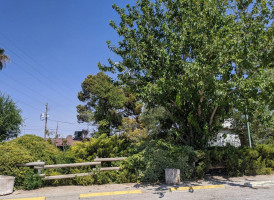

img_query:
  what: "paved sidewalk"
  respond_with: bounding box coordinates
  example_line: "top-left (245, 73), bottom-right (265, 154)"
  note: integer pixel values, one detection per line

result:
top-left (1, 174), bottom-right (274, 200)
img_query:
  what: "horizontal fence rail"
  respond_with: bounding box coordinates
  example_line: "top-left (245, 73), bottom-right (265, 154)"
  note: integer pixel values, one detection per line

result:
top-left (36, 162), bottom-right (101, 169)
top-left (39, 167), bottom-right (121, 180)
top-left (18, 157), bottom-right (127, 180)
top-left (18, 162), bottom-right (45, 167)
top-left (94, 157), bottom-right (127, 162)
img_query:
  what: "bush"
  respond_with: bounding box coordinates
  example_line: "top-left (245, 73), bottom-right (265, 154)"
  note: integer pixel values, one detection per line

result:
top-left (44, 134), bottom-right (131, 186)
top-left (2, 134), bottom-right (273, 188)
top-left (23, 169), bottom-right (43, 190)
top-left (8, 135), bottom-right (61, 164)
top-left (122, 140), bottom-right (197, 183)
top-left (0, 142), bottom-right (34, 186)
top-left (67, 134), bottom-right (129, 163)
top-left (204, 144), bottom-right (274, 177)
top-left (0, 135), bottom-right (62, 187)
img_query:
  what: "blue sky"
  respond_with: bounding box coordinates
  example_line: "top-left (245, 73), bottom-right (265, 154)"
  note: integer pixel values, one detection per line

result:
top-left (0, 0), bottom-right (133, 138)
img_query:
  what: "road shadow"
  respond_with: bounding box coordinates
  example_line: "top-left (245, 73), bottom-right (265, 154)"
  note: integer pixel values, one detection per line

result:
top-left (132, 175), bottom-right (258, 198)
top-left (204, 175), bottom-right (257, 189)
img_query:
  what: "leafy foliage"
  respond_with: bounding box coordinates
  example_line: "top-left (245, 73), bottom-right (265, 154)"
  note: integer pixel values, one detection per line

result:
top-left (23, 170), bottom-right (44, 190)
top-left (0, 135), bottom-right (62, 186)
top-left (140, 106), bottom-right (174, 140)
top-left (77, 72), bottom-right (127, 136)
top-left (122, 140), bottom-right (197, 182)
top-left (67, 134), bottom-right (129, 163)
top-left (0, 93), bottom-right (23, 142)
top-left (201, 144), bottom-right (274, 177)
top-left (0, 48), bottom-right (9, 70)
top-left (0, 142), bottom-right (34, 186)
top-left (119, 117), bottom-right (148, 142)
top-left (99, 0), bottom-right (273, 148)
top-left (232, 105), bottom-right (273, 146)
top-left (9, 134), bottom-right (61, 164)
top-left (1, 134), bottom-right (274, 188)
top-left (77, 72), bottom-right (144, 137)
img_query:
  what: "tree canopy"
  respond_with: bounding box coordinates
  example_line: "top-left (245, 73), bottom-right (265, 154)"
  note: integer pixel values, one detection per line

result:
top-left (77, 72), bottom-right (142, 136)
top-left (0, 48), bottom-right (9, 70)
top-left (0, 93), bottom-right (23, 141)
top-left (99, 0), bottom-right (273, 148)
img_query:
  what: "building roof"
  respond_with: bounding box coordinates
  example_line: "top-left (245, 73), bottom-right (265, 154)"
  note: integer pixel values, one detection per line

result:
top-left (50, 135), bottom-right (83, 146)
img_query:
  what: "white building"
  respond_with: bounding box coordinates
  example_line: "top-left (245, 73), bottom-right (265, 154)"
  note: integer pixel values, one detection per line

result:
top-left (208, 119), bottom-right (241, 147)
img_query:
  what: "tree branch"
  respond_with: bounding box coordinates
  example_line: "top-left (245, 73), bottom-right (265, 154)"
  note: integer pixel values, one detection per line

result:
top-left (209, 105), bottom-right (218, 126)
top-left (198, 90), bottom-right (204, 118)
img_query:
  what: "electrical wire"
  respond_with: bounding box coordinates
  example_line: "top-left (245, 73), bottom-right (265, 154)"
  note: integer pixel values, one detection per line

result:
top-left (2, 71), bottom-right (75, 112)
top-left (0, 80), bottom-right (46, 105)
top-left (3, 52), bottom-right (74, 100)
top-left (0, 32), bottom-right (75, 94)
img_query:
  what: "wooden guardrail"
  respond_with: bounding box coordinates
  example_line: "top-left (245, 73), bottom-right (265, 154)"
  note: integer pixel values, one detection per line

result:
top-left (208, 165), bottom-right (226, 170)
top-left (18, 157), bottom-right (127, 180)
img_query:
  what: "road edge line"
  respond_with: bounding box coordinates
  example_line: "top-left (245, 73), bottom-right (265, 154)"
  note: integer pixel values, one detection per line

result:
top-left (170, 184), bottom-right (225, 192)
top-left (2, 197), bottom-right (46, 200)
top-left (79, 189), bottom-right (142, 198)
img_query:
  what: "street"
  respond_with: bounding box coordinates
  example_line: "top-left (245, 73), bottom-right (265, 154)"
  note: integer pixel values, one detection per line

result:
top-left (1, 175), bottom-right (274, 200)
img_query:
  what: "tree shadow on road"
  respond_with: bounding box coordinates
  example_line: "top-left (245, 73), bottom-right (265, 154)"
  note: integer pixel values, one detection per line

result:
top-left (132, 175), bottom-right (258, 198)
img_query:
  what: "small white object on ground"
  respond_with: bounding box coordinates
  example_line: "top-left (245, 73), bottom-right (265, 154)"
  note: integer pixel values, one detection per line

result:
top-left (165, 168), bottom-right (180, 184)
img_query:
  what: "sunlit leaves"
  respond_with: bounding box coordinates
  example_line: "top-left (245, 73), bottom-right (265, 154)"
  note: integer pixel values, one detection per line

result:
top-left (102, 0), bottom-right (273, 148)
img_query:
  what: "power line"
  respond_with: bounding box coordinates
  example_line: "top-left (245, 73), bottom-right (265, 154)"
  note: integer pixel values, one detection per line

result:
top-left (0, 80), bottom-right (74, 120)
top-left (48, 118), bottom-right (77, 125)
top-left (0, 82), bottom-right (85, 126)
top-left (0, 80), bottom-right (45, 105)
top-left (0, 33), bottom-right (76, 94)
top-left (13, 99), bottom-right (42, 112)
top-left (2, 71), bottom-right (71, 111)
top-left (1, 61), bottom-right (79, 117)
top-left (0, 49), bottom-right (74, 100)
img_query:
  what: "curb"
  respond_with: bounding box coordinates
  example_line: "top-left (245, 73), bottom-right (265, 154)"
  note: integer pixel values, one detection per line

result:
top-left (244, 181), bottom-right (274, 188)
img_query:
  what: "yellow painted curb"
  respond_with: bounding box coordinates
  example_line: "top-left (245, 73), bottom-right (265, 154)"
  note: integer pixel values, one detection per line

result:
top-left (3, 197), bottom-right (46, 200)
top-left (79, 190), bottom-right (142, 198)
top-left (170, 184), bottom-right (225, 192)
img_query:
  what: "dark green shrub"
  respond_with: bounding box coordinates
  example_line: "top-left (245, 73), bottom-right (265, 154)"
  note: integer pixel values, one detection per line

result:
top-left (194, 150), bottom-right (210, 179)
top-left (122, 140), bottom-right (196, 183)
top-left (23, 169), bottom-right (43, 190)
top-left (205, 144), bottom-right (274, 177)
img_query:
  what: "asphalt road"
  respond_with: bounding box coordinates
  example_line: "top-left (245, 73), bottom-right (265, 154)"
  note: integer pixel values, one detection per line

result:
top-left (1, 174), bottom-right (274, 200)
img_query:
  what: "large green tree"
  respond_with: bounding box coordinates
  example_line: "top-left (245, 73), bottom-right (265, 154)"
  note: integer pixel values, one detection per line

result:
top-left (77, 72), bottom-right (142, 136)
top-left (0, 48), bottom-right (9, 70)
top-left (0, 93), bottom-right (23, 141)
top-left (77, 72), bottom-right (126, 136)
top-left (100, 0), bottom-right (273, 148)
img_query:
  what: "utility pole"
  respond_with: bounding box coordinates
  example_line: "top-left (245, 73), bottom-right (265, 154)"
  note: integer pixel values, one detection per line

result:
top-left (245, 107), bottom-right (252, 148)
top-left (55, 121), bottom-right (59, 147)
top-left (44, 103), bottom-right (48, 140)
top-left (55, 121), bottom-right (59, 139)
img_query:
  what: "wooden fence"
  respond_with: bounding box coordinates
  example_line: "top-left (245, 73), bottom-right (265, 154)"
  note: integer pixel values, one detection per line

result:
top-left (18, 157), bottom-right (127, 180)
